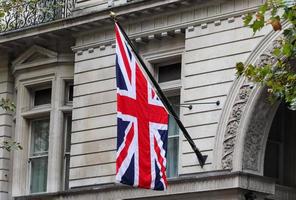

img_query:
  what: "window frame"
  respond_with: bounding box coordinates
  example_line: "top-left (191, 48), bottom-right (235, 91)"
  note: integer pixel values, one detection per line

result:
top-left (29, 83), bottom-right (52, 110)
top-left (11, 47), bottom-right (74, 196)
top-left (64, 80), bottom-right (74, 106)
top-left (13, 75), bottom-right (74, 195)
top-left (165, 92), bottom-right (181, 178)
top-left (62, 114), bottom-right (72, 190)
top-left (157, 62), bottom-right (182, 84)
top-left (149, 54), bottom-right (183, 178)
top-left (28, 117), bottom-right (50, 194)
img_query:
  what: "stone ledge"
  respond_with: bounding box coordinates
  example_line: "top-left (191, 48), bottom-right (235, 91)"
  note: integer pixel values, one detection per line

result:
top-left (14, 171), bottom-right (276, 200)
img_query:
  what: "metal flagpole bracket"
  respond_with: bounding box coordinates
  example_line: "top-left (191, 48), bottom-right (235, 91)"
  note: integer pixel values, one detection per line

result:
top-left (175, 100), bottom-right (220, 110)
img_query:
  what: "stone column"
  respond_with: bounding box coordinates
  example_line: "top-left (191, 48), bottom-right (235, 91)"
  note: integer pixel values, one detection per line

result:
top-left (0, 51), bottom-right (14, 200)
top-left (47, 75), bottom-right (64, 192)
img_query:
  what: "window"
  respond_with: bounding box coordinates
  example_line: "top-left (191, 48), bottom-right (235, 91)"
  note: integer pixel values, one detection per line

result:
top-left (33, 88), bottom-right (52, 106)
top-left (156, 61), bottom-right (182, 178)
top-left (65, 81), bottom-right (73, 104)
top-left (29, 119), bottom-right (49, 193)
top-left (166, 95), bottom-right (180, 177)
top-left (158, 63), bottom-right (181, 83)
top-left (13, 78), bottom-right (73, 195)
top-left (62, 81), bottom-right (73, 190)
top-left (63, 114), bottom-right (72, 190)
top-left (11, 46), bottom-right (74, 196)
top-left (26, 81), bottom-right (73, 193)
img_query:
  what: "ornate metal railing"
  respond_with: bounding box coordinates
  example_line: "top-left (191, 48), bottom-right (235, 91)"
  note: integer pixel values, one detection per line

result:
top-left (0, 0), bottom-right (75, 33)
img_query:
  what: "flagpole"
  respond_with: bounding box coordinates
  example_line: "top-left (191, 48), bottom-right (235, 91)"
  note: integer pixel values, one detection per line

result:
top-left (112, 15), bottom-right (207, 167)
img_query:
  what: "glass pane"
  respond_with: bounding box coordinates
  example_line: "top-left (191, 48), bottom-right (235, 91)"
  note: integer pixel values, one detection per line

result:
top-left (168, 95), bottom-right (180, 115)
top-left (65, 115), bottom-right (72, 153)
top-left (64, 115), bottom-right (72, 190)
top-left (168, 115), bottom-right (179, 137)
top-left (168, 95), bottom-right (180, 137)
top-left (68, 85), bottom-right (73, 102)
top-left (31, 119), bottom-right (49, 156)
top-left (158, 63), bottom-right (181, 83)
top-left (34, 88), bottom-right (51, 106)
top-left (166, 137), bottom-right (179, 178)
top-left (64, 154), bottom-right (70, 190)
top-left (30, 157), bottom-right (48, 193)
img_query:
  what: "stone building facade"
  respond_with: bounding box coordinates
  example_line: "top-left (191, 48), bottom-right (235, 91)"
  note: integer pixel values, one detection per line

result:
top-left (0, 0), bottom-right (295, 199)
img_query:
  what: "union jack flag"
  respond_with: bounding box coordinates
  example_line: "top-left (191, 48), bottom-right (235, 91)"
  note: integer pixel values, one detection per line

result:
top-left (115, 22), bottom-right (169, 190)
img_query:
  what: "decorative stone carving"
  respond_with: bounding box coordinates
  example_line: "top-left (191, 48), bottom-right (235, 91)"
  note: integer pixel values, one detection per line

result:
top-left (242, 39), bottom-right (284, 171)
top-left (243, 116), bottom-right (266, 170)
top-left (222, 85), bottom-right (252, 169)
top-left (254, 39), bottom-right (282, 67)
top-left (221, 35), bottom-right (283, 171)
top-left (243, 91), bottom-right (274, 171)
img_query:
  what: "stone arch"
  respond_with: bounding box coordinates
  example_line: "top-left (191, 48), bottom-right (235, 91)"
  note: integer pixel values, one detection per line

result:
top-left (214, 22), bottom-right (291, 175)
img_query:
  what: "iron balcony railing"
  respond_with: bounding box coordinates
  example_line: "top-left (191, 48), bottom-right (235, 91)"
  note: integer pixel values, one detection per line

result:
top-left (0, 0), bottom-right (75, 33)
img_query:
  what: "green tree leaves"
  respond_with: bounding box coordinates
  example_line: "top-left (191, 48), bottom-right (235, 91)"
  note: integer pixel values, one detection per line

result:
top-left (237, 0), bottom-right (296, 110)
top-left (0, 98), bottom-right (21, 151)
top-left (0, 98), bottom-right (15, 112)
top-left (2, 140), bottom-right (23, 151)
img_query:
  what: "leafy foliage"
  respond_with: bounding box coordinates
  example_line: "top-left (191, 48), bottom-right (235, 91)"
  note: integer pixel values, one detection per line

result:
top-left (0, 98), bottom-right (21, 151)
top-left (2, 140), bottom-right (22, 151)
top-left (236, 0), bottom-right (296, 110)
top-left (0, 98), bottom-right (15, 111)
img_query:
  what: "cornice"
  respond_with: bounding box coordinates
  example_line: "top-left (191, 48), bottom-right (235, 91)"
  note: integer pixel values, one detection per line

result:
top-left (0, 0), bottom-right (197, 44)
top-left (72, 7), bottom-right (261, 53)
top-left (14, 171), bottom-right (275, 199)
top-left (0, 0), bottom-right (259, 47)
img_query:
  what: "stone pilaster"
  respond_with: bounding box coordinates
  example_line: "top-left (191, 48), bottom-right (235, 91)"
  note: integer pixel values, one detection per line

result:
top-left (0, 52), bottom-right (13, 200)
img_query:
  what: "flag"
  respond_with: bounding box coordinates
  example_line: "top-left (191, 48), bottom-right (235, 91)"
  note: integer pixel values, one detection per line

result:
top-left (115, 22), bottom-right (169, 190)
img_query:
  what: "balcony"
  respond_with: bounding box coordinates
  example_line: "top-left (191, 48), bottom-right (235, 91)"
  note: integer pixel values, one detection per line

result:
top-left (0, 0), bottom-right (75, 33)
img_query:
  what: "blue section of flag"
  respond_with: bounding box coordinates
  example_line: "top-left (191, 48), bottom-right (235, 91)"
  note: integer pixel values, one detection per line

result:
top-left (154, 162), bottom-right (164, 190)
top-left (121, 155), bottom-right (135, 186)
top-left (116, 55), bottom-right (128, 91)
top-left (117, 118), bottom-right (130, 150)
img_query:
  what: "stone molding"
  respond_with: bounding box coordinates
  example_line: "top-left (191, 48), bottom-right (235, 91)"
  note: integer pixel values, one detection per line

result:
top-left (11, 45), bottom-right (74, 74)
top-left (14, 171), bottom-right (276, 200)
top-left (71, 0), bottom-right (264, 51)
top-left (240, 39), bottom-right (283, 173)
top-left (221, 84), bottom-right (252, 170)
top-left (0, 0), bottom-right (262, 50)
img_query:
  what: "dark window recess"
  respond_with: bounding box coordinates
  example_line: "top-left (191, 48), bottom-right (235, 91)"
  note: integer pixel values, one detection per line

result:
top-left (34, 88), bottom-right (51, 106)
top-left (158, 63), bottom-right (181, 83)
top-left (68, 84), bottom-right (73, 102)
top-left (64, 115), bottom-right (72, 190)
top-left (264, 102), bottom-right (296, 187)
